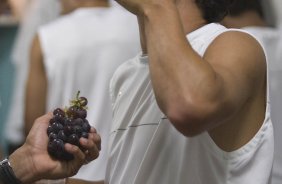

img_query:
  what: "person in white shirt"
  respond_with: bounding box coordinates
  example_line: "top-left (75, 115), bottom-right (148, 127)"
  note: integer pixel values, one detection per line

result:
top-left (221, 1), bottom-right (281, 183)
top-left (15, 0), bottom-right (274, 183)
top-left (25, 0), bottom-right (140, 182)
top-left (4, 0), bottom-right (61, 155)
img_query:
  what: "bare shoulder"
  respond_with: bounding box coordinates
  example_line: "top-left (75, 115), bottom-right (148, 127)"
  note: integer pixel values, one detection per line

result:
top-left (204, 31), bottom-right (267, 151)
top-left (205, 30), bottom-right (265, 62)
top-left (204, 30), bottom-right (266, 81)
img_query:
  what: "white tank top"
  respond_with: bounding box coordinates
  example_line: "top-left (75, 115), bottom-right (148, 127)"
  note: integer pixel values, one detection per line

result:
top-left (107, 23), bottom-right (273, 184)
top-left (242, 26), bottom-right (282, 184)
top-left (38, 4), bottom-right (140, 180)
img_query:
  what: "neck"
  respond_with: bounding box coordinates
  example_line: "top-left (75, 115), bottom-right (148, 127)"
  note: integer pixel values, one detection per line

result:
top-left (177, 1), bottom-right (207, 35)
top-left (78, 0), bottom-right (109, 8)
top-left (221, 11), bottom-right (267, 28)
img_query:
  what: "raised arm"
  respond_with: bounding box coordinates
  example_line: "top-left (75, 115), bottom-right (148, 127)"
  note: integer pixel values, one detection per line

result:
top-left (116, 0), bottom-right (266, 138)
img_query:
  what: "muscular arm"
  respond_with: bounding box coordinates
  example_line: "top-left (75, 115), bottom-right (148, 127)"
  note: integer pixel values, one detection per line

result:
top-left (139, 3), bottom-right (266, 136)
top-left (25, 34), bottom-right (47, 136)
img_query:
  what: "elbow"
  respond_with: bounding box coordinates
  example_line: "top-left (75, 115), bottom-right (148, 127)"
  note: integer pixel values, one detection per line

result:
top-left (166, 108), bottom-right (206, 137)
top-left (164, 99), bottom-right (223, 137)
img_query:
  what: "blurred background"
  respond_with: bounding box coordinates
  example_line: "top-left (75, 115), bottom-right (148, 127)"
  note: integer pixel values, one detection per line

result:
top-left (0, 0), bottom-right (61, 158)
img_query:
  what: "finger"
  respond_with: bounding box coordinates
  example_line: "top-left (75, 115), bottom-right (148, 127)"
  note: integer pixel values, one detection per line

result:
top-left (34, 112), bottom-right (53, 126)
top-left (65, 143), bottom-right (85, 163)
top-left (80, 138), bottom-right (100, 162)
top-left (87, 133), bottom-right (101, 151)
top-left (90, 127), bottom-right (97, 133)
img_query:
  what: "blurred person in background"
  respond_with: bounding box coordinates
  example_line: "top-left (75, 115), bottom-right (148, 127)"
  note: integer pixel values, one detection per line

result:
top-left (0, 0), bottom-right (10, 15)
top-left (4, 0), bottom-right (61, 155)
top-left (0, 147), bottom-right (3, 159)
top-left (8, 0), bottom-right (29, 19)
top-left (221, 0), bottom-right (282, 183)
top-left (25, 0), bottom-right (140, 182)
top-left (270, 0), bottom-right (282, 27)
top-left (0, 0), bottom-right (19, 156)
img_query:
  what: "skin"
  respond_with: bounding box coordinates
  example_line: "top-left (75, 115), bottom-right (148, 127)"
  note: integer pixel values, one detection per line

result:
top-left (25, 35), bottom-right (47, 136)
top-left (221, 10), bottom-right (267, 28)
top-left (7, 0), bottom-right (29, 19)
top-left (115, 0), bottom-right (266, 151)
top-left (0, 112), bottom-right (101, 184)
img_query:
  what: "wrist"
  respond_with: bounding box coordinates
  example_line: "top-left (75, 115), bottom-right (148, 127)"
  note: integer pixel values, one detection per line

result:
top-left (9, 144), bottom-right (38, 184)
top-left (0, 157), bottom-right (22, 184)
top-left (141, 2), bottom-right (176, 20)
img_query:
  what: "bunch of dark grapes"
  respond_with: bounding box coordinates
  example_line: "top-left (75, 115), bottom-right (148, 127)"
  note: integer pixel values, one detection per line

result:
top-left (47, 91), bottom-right (91, 161)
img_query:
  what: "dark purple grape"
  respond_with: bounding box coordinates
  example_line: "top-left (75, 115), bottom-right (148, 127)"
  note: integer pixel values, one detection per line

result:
top-left (79, 97), bottom-right (88, 106)
top-left (53, 115), bottom-right (65, 124)
top-left (47, 125), bottom-right (53, 135)
top-left (47, 92), bottom-right (91, 161)
top-left (49, 132), bottom-right (57, 141)
top-left (51, 122), bottom-right (64, 133)
top-left (63, 125), bottom-right (73, 136)
top-left (73, 125), bottom-right (82, 137)
top-left (83, 119), bottom-right (89, 124)
top-left (53, 108), bottom-right (65, 117)
top-left (82, 122), bottom-right (91, 132)
top-left (48, 142), bottom-right (57, 156)
top-left (49, 139), bottom-right (64, 152)
top-left (81, 132), bottom-right (89, 138)
top-left (73, 118), bottom-right (84, 126)
top-left (68, 134), bottom-right (79, 146)
top-left (48, 139), bottom-right (65, 159)
top-left (58, 130), bottom-right (67, 142)
top-left (77, 109), bottom-right (87, 119)
top-left (64, 118), bottom-right (73, 125)
top-left (67, 106), bottom-right (79, 118)
top-left (49, 118), bottom-right (56, 125)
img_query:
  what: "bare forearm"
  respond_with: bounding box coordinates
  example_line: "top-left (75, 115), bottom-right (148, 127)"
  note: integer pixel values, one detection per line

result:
top-left (142, 4), bottom-right (222, 119)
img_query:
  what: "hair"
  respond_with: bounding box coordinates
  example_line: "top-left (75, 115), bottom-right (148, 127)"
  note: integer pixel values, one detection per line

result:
top-left (227, 0), bottom-right (264, 18)
top-left (195, 0), bottom-right (235, 23)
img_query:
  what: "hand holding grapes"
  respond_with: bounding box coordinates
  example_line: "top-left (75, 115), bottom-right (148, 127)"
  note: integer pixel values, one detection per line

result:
top-left (47, 92), bottom-right (97, 161)
top-left (7, 94), bottom-right (101, 183)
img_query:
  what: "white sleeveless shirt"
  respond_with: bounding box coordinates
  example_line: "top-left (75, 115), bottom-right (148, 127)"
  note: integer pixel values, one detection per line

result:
top-left (38, 4), bottom-right (140, 180)
top-left (242, 26), bottom-right (282, 184)
top-left (107, 23), bottom-right (274, 184)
